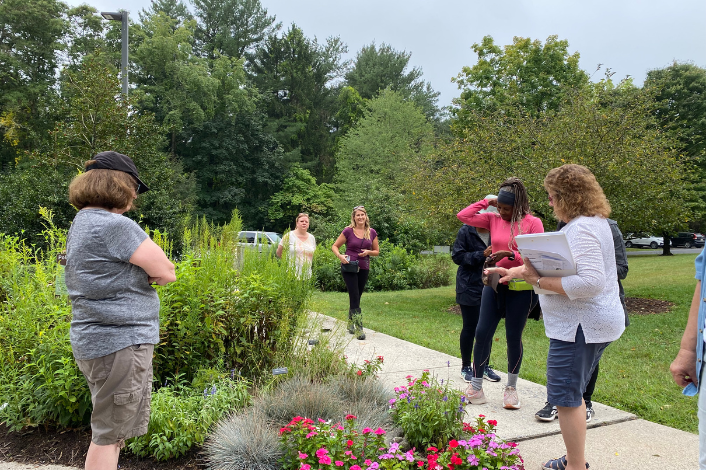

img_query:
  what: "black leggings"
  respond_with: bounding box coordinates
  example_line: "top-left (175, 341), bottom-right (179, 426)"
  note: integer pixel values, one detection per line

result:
top-left (459, 304), bottom-right (481, 368)
top-left (472, 284), bottom-right (538, 378)
top-left (341, 268), bottom-right (370, 310)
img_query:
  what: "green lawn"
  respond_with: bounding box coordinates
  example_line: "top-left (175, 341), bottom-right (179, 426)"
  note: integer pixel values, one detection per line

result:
top-left (310, 253), bottom-right (700, 433)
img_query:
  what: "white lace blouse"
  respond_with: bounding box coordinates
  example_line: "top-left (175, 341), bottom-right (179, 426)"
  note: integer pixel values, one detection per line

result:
top-left (539, 216), bottom-right (626, 343)
top-left (279, 232), bottom-right (316, 278)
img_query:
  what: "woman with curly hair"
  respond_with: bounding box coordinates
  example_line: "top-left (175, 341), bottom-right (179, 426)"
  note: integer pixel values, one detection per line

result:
top-left (457, 177), bottom-right (544, 409)
top-left (493, 164), bottom-right (625, 470)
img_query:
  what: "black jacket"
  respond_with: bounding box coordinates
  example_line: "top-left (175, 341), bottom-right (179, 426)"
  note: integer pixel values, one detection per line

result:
top-left (451, 225), bottom-right (488, 306)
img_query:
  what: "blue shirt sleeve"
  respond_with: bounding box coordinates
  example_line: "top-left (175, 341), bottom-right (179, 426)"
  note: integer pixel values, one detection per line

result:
top-left (696, 248), bottom-right (705, 281)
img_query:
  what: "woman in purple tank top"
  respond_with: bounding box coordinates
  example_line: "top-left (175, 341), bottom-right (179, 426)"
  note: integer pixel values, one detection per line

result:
top-left (331, 206), bottom-right (379, 340)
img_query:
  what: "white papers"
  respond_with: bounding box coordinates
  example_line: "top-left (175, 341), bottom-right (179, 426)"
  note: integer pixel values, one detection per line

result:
top-left (514, 232), bottom-right (576, 294)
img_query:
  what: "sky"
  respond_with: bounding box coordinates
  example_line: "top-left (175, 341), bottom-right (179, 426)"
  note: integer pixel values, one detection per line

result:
top-left (70, 0), bottom-right (706, 108)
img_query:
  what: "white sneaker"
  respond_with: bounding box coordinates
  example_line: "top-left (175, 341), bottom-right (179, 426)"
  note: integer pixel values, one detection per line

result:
top-left (503, 385), bottom-right (521, 409)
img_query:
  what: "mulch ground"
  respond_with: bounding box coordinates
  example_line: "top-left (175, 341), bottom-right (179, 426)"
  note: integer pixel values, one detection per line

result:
top-left (447, 297), bottom-right (674, 316)
top-left (0, 424), bottom-right (203, 469)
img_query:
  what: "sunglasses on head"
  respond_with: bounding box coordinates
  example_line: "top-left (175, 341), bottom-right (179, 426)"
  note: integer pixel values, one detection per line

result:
top-left (353, 205), bottom-right (365, 210)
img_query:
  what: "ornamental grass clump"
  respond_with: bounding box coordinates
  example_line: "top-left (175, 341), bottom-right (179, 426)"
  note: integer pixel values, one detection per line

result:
top-left (204, 407), bottom-right (282, 470)
top-left (258, 375), bottom-right (345, 425)
top-left (389, 370), bottom-right (466, 450)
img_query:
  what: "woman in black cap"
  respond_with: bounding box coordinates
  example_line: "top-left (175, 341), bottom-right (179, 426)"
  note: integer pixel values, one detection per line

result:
top-left (457, 178), bottom-right (543, 409)
top-left (65, 151), bottom-right (175, 470)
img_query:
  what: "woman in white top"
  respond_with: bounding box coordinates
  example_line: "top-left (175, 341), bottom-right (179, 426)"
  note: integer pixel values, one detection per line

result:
top-left (276, 213), bottom-right (316, 278)
top-left (491, 164), bottom-right (625, 470)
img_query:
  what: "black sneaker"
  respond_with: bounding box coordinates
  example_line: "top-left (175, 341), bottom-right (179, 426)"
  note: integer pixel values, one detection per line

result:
top-left (585, 401), bottom-right (595, 423)
top-left (483, 365), bottom-right (501, 382)
top-left (461, 365), bottom-right (474, 383)
top-left (535, 402), bottom-right (558, 422)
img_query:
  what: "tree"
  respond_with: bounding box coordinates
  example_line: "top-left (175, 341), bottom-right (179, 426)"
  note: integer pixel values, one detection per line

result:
top-left (0, 0), bottom-right (68, 169)
top-left (345, 42), bottom-right (440, 121)
top-left (140, 0), bottom-right (193, 25)
top-left (3, 54), bottom-right (196, 246)
top-left (192, 0), bottom-right (280, 59)
top-left (334, 90), bottom-right (438, 250)
top-left (249, 25), bottom-right (348, 181)
top-left (267, 165), bottom-right (335, 232)
top-left (645, 62), bottom-right (706, 160)
top-left (413, 81), bottom-right (694, 249)
top-left (132, 13), bottom-right (220, 155)
top-left (452, 35), bottom-right (589, 121)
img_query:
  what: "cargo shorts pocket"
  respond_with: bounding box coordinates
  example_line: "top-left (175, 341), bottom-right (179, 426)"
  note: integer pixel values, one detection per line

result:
top-left (113, 389), bottom-right (142, 423)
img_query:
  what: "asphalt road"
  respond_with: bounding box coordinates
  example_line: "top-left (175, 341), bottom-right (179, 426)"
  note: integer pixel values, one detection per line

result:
top-left (626, 247), bottom-right (703, 256)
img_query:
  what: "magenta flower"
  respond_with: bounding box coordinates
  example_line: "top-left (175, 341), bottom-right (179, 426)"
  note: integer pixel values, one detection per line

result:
top-left (315, 448), bottom-right (329, 458)
top-left (468, 454), bottom-right (479, 465)
top-left (374, 427), bottom-right (385, 435)
top-left (298, 451), bottom-right (308, 459)
top-left (362, 427), bottom-right (373, 434)
top-left (300, 465), bottom-right (311, 470)
top-left (350, 466), bottom-right (362, 470)
top-left (319, 455), bottom-right (332, 465)
top-left (335, 461), bottom-right (344, 467)
top-left (305, 431), bottom-right (318, 438)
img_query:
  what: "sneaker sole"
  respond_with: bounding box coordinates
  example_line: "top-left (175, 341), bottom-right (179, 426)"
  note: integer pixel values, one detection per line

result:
top-left (467, 396), bottom-right (488, 405)
top-left (483, 374), bottom-right (501, 382)
top-left (535, 414), bottom-right (558, 422)
top-left (503, 401), bottom-right (521, 410)
top-left (586, 413), bottom-right (593, 423)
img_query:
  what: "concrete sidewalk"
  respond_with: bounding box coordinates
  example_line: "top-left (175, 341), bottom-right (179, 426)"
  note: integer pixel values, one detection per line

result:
top-left (1, 314), bottom-right (699, 469)
top-left (318, 313), bottom-right (699, 470)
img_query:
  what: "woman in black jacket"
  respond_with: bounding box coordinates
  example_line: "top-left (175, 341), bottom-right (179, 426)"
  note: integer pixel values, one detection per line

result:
top-left (452, 221), bottom-right (501, 383)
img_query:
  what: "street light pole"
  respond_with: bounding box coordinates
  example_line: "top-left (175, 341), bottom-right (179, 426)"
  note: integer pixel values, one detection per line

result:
top-left (101, 11), bottom-right (129, 96)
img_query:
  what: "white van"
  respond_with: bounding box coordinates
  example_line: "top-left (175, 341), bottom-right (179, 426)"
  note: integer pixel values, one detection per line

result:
top-left (236, 231), bottom-right (282, 252)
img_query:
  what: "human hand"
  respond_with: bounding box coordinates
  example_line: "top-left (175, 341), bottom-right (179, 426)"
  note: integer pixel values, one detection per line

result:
top-left (486, 197), bottom-right (498, 207)
top-left (483, 246), bottom-right (493, 257)
top-left (520, 258), bottom-right (540, 286)
top-left (340, 254), bottom-right (349, 264)
top-left (670, 348), bottom-right (698, 388)
top-left (490, 250), bottom-right (513, 262)
top-left (498, 266), bottom-right (525, 283)
top-left (359, 250), bottom-right (370, 257)
top-left (484, 266), bottom-right (509, 278)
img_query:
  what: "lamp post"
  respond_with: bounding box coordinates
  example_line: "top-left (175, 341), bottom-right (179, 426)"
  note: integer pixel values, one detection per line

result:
top-left (101, 11), bottom-right (129, 95)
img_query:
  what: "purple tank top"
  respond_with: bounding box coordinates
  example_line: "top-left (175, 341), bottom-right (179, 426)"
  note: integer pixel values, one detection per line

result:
top-left (342, 227), bottom-right (377, 270)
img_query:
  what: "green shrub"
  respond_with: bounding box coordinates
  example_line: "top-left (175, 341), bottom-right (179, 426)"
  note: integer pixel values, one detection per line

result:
top-left (155, 211), bottom-right (313, 384)
top-left (389, 371), bottom-right (465, 450)
top-left (312, 238), bottom-right (452, 292)
top-left (127, 376), bottom-right (250, 460)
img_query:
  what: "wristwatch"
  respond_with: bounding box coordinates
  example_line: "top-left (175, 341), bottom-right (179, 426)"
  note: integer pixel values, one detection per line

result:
top-left (536, 277), bottom-right (543, 289)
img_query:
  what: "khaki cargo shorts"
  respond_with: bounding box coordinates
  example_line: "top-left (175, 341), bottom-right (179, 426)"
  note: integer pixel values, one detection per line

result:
top-left (76, 344), bottom-right (154, 446)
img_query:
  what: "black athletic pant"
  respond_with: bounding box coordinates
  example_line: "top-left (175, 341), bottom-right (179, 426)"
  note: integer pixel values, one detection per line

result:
top-left (472, 284), bottom-right (538, 379)
top-left (341, 268), bottom-right (370, 310)
top-left (459, 304), bottom-right (481, 368)
top-left (583, 362), bottom-right (599, 403)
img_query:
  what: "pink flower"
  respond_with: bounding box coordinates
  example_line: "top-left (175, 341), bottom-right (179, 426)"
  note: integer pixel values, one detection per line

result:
top-left (335, 461), bottom-right (344, 467)
top-left (315, 448), bottom-right (329, 458)
top-left (345, 414), bottom-right (357, 420)
top-left (365, 459), bottom-right (372, 465)
top-left (300, 465), bottom-right (311, 470)
top-left (350, 466), bottom-right (362, 470)
top-left (448, 439), bottom-right (459, 448)
top-left (374, 427), bottom-right (385, 435)
top-left (298, 451), bottom-right (308, 459)
top-left (362, 427), bottom-right (373, 434)
top-left (319, 456), bottom-right (332, 465)
top-left (357, 370), bottom-right (363, 376)
top-left (305, 431), bottom-right (318, 438)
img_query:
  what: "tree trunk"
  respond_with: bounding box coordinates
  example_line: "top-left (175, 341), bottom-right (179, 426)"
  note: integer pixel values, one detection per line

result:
top-left (661, 231), bottom-right (673, 256)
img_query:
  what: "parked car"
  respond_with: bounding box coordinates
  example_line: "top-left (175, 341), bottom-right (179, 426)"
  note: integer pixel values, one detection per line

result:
top-left (624, 233), bottom-right (663, 249)
top-left (237, 231), bottom-right (282, 252)
top-left (671, 232), bottom-right (705, 248)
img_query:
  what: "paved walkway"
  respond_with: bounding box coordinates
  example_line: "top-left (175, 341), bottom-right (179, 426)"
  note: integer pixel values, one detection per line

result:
top-left (1, 313), bottom-right (699, 469)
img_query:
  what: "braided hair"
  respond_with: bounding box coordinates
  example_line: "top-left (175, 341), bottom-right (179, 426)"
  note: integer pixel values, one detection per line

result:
top-left (498, 177), bottom-right (530, 250)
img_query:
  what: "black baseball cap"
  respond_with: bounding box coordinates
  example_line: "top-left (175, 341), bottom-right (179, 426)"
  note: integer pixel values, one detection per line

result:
top-left (85, 151), bottom-right (150, 194)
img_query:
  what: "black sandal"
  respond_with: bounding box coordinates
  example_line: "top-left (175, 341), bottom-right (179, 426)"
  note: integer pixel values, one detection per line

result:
top-left (542, 455), bottom-right (589, 469)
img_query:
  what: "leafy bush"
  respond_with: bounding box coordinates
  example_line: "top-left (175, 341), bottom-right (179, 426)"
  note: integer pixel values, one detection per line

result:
top-left (389, 371), bottom-right (465, 450)
top-left (154, 211), bottom-right (313, 384)
top-left (126, 376), bottom-right (250, 460)
top-left (312, 238), bottom-right (451, 292)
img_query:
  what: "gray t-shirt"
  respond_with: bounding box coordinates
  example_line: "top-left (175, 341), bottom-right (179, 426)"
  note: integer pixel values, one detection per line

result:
top-left (66, 209), bottom-right (160, 360)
